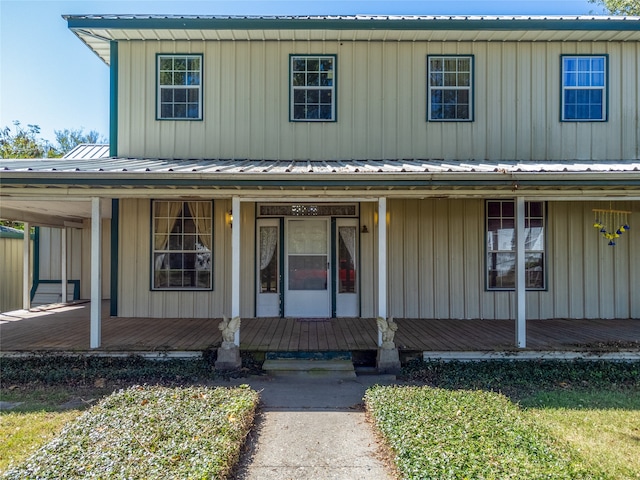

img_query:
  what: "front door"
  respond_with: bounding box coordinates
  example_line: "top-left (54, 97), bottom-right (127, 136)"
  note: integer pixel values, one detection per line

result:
top-left (284, 218), bottom-right (331, 317)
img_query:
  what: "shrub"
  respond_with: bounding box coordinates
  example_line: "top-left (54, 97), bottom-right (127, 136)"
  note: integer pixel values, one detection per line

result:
top-left (3, 385), bottom-right (259, 479)
top-left (401, 359), bottom-right (640, 397)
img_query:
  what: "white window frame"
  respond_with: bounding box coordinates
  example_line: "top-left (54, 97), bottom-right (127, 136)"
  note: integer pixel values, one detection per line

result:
top-left (290, 55), bottom-right (336, 122)
top-left (427, 55), bottom-right (473, 122)
top-left (157, 54), bottom-right (203, 120)
top-left (561, 55), bottom-right (607, 122)
top-left (486, 200), bottom-right (546, 291)
top-left (151, 200), bottom-right (213, 291)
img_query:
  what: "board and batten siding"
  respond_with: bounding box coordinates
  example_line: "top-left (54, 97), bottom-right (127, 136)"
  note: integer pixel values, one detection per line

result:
top-left (383, 199), bottom-right (639, 320)
top-left (37, 226), bottom-right (110, 299)
top-left (117, 199), bottom-right (255, 318)
top-left (117, 40), bottom-right (639, 161)
top-left (0, 234), bottom-right (32, 313)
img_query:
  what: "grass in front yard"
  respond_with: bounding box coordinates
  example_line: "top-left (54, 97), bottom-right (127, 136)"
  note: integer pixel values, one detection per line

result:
top-left (2, 385), bottom-right (259, 479)
top-left (365, 386), bottom-right (597, 479)
top-left (521, 390), bottom-right (640, 480)
top-left (0, 410), bottom-right (82, 473)
top-left (366, 360), bottom-right (640, 479)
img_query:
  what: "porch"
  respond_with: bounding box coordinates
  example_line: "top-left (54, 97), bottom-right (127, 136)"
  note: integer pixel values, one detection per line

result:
top-left (1, 302), bottom-right (638, 354)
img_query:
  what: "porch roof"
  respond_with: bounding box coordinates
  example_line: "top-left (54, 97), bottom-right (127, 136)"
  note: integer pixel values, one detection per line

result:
top-left (2, 158), bottom-right (638, 226)
top-left (2, 156), bottom-right (639, 175)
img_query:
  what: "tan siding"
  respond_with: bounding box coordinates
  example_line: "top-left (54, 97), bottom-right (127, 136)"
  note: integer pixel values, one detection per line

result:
top-left (418, 200), bottom-right (435, 318)
top-left (118, 40), bottom-right (639, 161)
top-left (0, 236), bottom-right (31, 312)
top-left (38, 227), bottom-right (83, 283)
top-left (80, 221), bottom-right (110, 300)
top-left (386, 199), bottom-right (639, 320)
top-left (240, 202), bottom-right (255, 317)
top-left (118, 199), bottom-right (232, 319)
top-left (359, 203), bottom-right (376, 317)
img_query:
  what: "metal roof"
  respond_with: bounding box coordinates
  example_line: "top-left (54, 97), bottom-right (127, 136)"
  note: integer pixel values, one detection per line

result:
top-left (63, 144), bottom-right (110, 160)
top-left (2, 157), bottom-right (639, 176)
top-left (64, 14), bottom-right (640, 65)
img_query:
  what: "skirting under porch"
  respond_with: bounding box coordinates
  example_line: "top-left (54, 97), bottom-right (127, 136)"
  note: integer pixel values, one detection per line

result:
top-left (1, 302), bottom-right (638, 356)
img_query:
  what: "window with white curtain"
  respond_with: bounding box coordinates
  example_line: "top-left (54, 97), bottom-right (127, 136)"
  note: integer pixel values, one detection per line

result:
top-left (338, 226), bottom-right (357, 293)
top-left (259, 226), bottom-right (279, 293)
top-left (486, 200), bottom-right (545, 290)
top-left (152, 200), bottom-right (212, 290)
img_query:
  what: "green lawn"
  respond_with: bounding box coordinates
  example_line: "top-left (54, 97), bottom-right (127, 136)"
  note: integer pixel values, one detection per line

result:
top-left (366, 360), bottom-right (640, 479)
top-left (0, 410), bottom-right (82, 473)
top-left (522, 390), bottom-right (640, 479)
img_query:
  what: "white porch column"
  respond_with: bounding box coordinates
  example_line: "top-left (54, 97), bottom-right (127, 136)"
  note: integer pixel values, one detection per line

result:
top-left (90, 197), bottom-right (102, 349)
top-left (61, 228), bottom-right (67, 303)
top-left (231, 196), bottom-right (241, 346)
top-left (22, 222), bottom-right (30, 310)
top-left (377, 197), bottom-right (387, 347)
top-left (515, 197), bottom-right (526, 348)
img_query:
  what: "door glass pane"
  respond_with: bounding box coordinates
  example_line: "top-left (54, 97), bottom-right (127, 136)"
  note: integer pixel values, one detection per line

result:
top-left (338, 226), bottom-right (356, 293)
top-left (288, 220), bottom-right (327, 254)
top-left (259, 226), bottom-right (278, 293)
top-left (289, 255), bottom-right (327, 290)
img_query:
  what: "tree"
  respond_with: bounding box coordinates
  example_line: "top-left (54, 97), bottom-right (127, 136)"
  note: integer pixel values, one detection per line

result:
top-left (54, 128), bottom-right (107, 155)
top-left (0, 121), bottom-right (54, 158)
top-left (588, 0), bottom-right (640, 15)
top-left (0, 122), bottom-right (107, 158)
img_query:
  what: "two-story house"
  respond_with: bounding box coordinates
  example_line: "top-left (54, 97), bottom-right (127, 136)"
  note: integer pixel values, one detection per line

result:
top-left (1, 15), bottom-right (638, 362)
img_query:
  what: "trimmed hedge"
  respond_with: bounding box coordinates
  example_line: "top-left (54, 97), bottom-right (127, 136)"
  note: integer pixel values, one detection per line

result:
top-left (365, 386), bottom-right (600, 480)
top-left (2, 385), bottom-right (259, 479)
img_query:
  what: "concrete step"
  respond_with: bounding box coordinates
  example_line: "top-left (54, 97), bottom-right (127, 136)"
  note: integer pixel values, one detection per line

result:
top-left (263, 359), bottom-right (356, 377)
top-left (263, 351), bottom-right (356, 377)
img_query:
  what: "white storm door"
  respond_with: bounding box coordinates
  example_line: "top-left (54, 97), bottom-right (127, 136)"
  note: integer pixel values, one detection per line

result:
top-left (285, 218), bottom-right (330, 317)
top-left (335, 219), bottom-right (359, 317)
top-left (256, 219), bottom-right (280, 317)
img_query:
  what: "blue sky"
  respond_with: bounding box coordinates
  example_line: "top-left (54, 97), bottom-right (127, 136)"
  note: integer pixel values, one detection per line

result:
top-left (1, 0), bottom-right (604, 143)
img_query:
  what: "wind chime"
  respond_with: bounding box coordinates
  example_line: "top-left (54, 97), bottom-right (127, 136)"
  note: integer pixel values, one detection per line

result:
top-left (593, 204), bottom-right (631, 246)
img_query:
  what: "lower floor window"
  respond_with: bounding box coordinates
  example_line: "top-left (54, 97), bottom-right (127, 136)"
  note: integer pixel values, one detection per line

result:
top-left (486, 200), bottom-right (545, 290)
top-left (152, 200), bottom-right (213, 290)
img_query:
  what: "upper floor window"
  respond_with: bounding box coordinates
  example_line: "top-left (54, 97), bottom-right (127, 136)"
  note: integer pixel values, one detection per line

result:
top-left (561, 55), bottom-right (607, 122)
top-left (428, 55), bottom-right (473, 121)
top-left (157, 54), bottom-right (202, 120)
top-left (486, 200), bottom-right (546, 291)
top-left (290, 55), bottom-right (336, 122)
top-left (152, 200), bottom-right (212, 290)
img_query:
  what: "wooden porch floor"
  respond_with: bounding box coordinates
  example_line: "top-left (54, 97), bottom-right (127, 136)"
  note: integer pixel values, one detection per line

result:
top-left (1, 302), bottom-right (639, 353)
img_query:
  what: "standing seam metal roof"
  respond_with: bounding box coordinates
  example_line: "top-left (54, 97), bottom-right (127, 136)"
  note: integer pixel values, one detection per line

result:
top-left (2, 158), bottom-right (639, 175)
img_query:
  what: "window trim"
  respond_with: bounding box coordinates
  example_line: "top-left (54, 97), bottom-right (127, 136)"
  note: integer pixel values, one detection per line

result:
top-left (289, 54), bottom-right (337, 122)
top-left (560, 54), bottom-right (608, 122)
top-left (485, 200), bottom-right (547, 292)
top-left (427, 54), bottom-right (474, 122)
top-left (156, 53), bottom-right (204, 121)
top-left (150, 199), bottom-right (214, 291)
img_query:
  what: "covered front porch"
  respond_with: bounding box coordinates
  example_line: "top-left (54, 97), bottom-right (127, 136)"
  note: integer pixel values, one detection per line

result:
top-left (1, 302), bottom-right (638, 356)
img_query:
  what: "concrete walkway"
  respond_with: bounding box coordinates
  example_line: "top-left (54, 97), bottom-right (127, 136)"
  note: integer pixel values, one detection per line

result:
top-left (229, 374), bottom-right (397, 480)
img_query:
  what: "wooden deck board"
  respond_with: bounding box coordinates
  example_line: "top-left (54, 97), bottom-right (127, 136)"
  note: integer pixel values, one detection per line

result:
top-left (1, 302), bottom-right (638, 353)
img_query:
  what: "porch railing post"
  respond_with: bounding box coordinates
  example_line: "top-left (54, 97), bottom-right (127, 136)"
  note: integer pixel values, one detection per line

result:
top-left (90, 197), bottom-right (102, 349)
top-left (515, 197), bottom-right (526, 348)
top-left (231, 196), bottom-right (241, 347)
top-left (378, 197), bottom-right (387, 347)
top-left (22, 221), bottom-right (30, 310)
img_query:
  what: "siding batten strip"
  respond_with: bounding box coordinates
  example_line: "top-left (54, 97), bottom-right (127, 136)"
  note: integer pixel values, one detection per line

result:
top-left (231, 196), bottom-right (241, 346)
top-left (378, 197), bottom-right (387, 347)
top-left (515, 197), bottom-right (526, 348)
top-left (22, 222), bottom-right (30, 310)
top-left (90, 197), bottom-right (102, 348)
